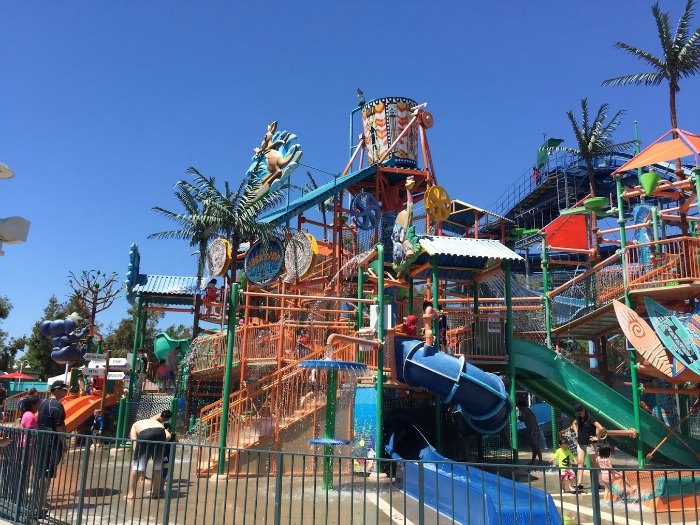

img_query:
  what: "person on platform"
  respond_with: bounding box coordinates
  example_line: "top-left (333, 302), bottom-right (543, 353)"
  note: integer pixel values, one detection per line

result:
top-left (560, 403), bottom-right (605, 490)
top-left (126, 410), bottom-right (172, 500)
top-left (422, 302), bottom-right (447, 349)
top-left (395, 315), bottom-right (419, 336)
top-left (203, 279), bottom-right (221, 316)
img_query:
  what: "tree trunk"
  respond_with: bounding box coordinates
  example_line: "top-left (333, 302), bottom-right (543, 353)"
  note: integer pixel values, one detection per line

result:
top-left (669, 79), bottom-right (688, 234)
top-left (670, 79), bottom-right (684, 178)
top-left (192, 241), bottom-right (206, 338)
top-left (587, 162), bottom-right (600, 261)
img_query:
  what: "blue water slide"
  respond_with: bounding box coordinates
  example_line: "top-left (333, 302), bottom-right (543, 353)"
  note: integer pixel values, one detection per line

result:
top-left (393, 336), bottom-right (510, 434)
top-left (387, 425), bottom-right (561, 525)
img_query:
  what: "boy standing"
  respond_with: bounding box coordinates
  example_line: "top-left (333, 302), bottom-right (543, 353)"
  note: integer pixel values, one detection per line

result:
top-left (91, 409), bottom-right (104, 448)
top-left (554, 437), bottom-right (578, 493)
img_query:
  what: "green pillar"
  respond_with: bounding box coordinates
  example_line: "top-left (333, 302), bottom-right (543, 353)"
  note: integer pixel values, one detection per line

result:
top-left (503, 259), bottom-right (518, 464)
top-left (375, 244), bottom-right (385, 463)
top-left (116, 397), bottom-right (126, 441)
top-left (431, 255), bottom-right (440, 337)
top-left (540, 238), bottom-right (553, 349)
top-left (615, 175), bottom-right (644, 467)
top-left (431, 255), bottom-right (442, 451)
top-left (357, 268), bottom-right (366, 362)
top-left (407, 277), bottom-right (414, 316)
top-left (139, 303), bottom-right (148, 349)
top-left (127, 297), bottom-right (143, 407)
top-left (323, 368), bottom-right (339, 490)
top-left (169, 397), bottom-right (177, 429)
top-left (651, 206), bottom-right (662, 271)
top-left (551, 405), bottom-right (558, 451)
top-left (121, 296), bottom-right (143, 445)
top-left (218, 283), bottom-right (239, 475)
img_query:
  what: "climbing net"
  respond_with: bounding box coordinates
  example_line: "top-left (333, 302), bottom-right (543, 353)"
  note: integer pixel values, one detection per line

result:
top-left (478, 270), bottom-right (546, 341)
top-left (189, 332), bottom-right (229, 374)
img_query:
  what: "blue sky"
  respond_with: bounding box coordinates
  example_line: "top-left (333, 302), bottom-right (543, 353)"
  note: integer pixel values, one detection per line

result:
top-left (2, 1), bottom-right (699, 343)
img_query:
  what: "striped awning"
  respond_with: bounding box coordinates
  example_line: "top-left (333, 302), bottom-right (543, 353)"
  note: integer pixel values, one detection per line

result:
top-left (411, 236), bottom-right (521, 281)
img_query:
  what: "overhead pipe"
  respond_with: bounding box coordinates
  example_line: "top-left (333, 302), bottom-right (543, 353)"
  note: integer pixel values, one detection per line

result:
top-left (326, 332), bottom-right (382, 350)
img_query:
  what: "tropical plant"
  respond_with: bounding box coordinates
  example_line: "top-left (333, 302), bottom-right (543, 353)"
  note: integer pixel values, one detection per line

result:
top-left (149, 182), bottom-right (219, 336)
top-left (602, 0), bottom-right (700, 173)
top-left (185, 167), bottom-right (286, 284)
top-left (543, 99), bottom-right (635, 197)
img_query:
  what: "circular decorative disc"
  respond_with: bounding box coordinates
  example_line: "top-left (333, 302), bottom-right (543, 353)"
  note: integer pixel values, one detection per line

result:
top-left (244, 238), bottom-right (285, 285)
top-left (284, 233), bottom-right (318, 279)
top-left (424, 185), bottom-right (452, 223)
top-left (350, 192), bottom-right (381, 231)
top-left (207, 238), bottom-right (232, 277)
top-left (418, 110), bottom-right (434, 129)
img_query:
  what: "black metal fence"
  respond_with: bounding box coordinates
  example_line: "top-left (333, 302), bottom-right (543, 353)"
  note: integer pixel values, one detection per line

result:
top-left (0, 426), bottom-right (698, 524)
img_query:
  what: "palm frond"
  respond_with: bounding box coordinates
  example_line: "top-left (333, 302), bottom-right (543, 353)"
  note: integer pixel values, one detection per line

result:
top-left (612, 42), bottom-right (666, 69)
top-left (652, 2), bottom-right (673, 59)
top-left (601, 72), bottom-right (665, 87)
top-left (673, 0), bottom-right (695, 48)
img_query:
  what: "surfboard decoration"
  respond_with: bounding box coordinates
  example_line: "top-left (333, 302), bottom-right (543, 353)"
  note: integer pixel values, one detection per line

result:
top-left (684, 304), bottom-right (700, 349)
top-left (613, 300), bottom-right (673, 378)
top-left (644, 297), bottom-right (700, 376)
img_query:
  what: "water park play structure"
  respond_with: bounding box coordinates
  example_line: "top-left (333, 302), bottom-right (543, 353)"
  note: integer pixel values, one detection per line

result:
top-left (112, 95), bottom-right (700, 521)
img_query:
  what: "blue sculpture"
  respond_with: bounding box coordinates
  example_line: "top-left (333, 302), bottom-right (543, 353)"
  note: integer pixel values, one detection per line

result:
top-left (246, 121), bottom-right (303, 204)
top-left (39, 314), bottom-right (88, 364)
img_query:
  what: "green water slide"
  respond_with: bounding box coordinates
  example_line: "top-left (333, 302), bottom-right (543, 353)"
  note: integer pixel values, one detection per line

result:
top-left (512, 338), bottom-right (700, 468)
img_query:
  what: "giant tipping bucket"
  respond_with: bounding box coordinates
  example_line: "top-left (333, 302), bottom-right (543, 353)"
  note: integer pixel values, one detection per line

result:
top-left (362, 97), bottom-right (419, 168)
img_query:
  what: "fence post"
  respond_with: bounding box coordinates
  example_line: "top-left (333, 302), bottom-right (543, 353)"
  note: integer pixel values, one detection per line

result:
top-left (218, 283), bottom-right (239, 475)
top-left (417, 461), bottom-right (425, 524)
top-left (273, 452), bottom-right (283, 525)
top-left (589, 466), bottom-right (602, 525)
top-left (74, 435), bottom-right (92, 525)
top-left (12, 431), bottom-right (32, 523)
top-left (162, 440), bottom-right (176, 525)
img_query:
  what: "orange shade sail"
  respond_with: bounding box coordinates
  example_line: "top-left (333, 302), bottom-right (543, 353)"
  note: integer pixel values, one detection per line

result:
top-left (541, 214), bottom-right (588, 250)
top-left (613, 129), bottom-right (700, 175)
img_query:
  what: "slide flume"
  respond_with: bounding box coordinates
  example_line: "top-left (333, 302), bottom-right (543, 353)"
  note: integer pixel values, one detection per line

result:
top-left (393, 336), bottom-right (510, 433)
top-left (386, 424), bottom-right (561, 524)
top-left (512, 338), bottom-right (700, 468)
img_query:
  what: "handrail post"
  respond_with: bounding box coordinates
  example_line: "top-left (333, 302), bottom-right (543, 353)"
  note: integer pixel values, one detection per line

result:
top-left (503, 259), bottom-right (517, 464)
top-left (375, 244), bottom-right (385, 467)
top-left (218, 283), bottom-right (239, 475)
top-left (541, 235), bottom-right (553, 349)
top-left (124, 295), bottom-right (143, 444)
top-left (431, 254), bottom-right (443, 452)
top-left (615, 174), bottom-right (644, 467)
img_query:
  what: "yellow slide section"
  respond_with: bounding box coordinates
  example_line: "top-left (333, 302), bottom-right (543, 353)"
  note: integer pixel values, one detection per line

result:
top-left (61, 394), bottom-right (119, 432)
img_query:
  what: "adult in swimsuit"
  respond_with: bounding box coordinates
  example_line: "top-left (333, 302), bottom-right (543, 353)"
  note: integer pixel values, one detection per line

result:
top-left (126, 410), bottom-right (172, 500)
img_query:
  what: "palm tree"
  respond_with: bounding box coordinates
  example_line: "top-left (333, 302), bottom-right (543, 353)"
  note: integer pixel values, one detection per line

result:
top-left (544, 99), bottom-right (636, 259)
top-left (148, 182), bottom-right (219, 336)
top-left (602, 0), bottom-right (700, 174)
top-left (544, 99), bottom-right (636, 197)
top-left (186, 167), bottom-right (286, 285)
